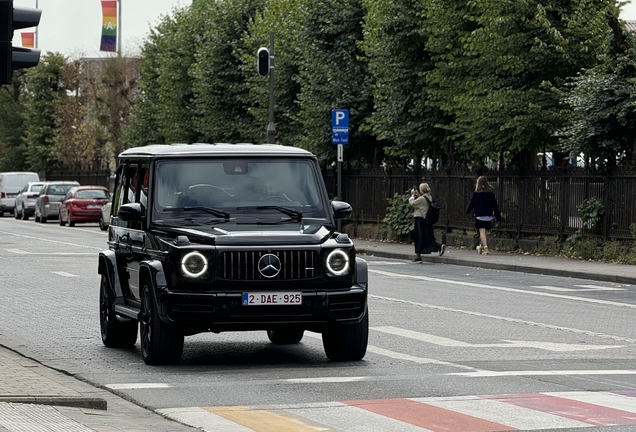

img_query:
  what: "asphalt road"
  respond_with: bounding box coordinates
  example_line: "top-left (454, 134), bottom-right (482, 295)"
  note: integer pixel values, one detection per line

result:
top-left (1, 216), bottom-right (636, 431)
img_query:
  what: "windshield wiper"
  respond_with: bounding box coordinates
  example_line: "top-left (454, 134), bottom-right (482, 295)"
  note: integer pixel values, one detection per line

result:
top-left (236, 205), bottom-right (302, 222)
top-left (164, 206), bottom-right (230, 220)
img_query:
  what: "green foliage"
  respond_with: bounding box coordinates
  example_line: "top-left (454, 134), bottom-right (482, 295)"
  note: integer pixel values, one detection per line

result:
top-left (577, 196), bottom-right (604, 230)
top-left (0, 74), bottom-right (27, 171)
top-left (294, 0), bottom-right (381, 167)
top-left (22, 52), bottom-right (70, 172)
top-left (361, 0), bottom-right (448, 163)
top-left (631, 222), bottom-right (636, 240)
top-left (382, 192), bottom-right (413, 236)
top-left (602, 240), bottom-right (627, 262)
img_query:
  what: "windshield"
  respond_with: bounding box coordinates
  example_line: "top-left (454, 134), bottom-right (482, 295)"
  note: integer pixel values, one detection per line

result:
top-left (154, 158), bottom-right (327, 220)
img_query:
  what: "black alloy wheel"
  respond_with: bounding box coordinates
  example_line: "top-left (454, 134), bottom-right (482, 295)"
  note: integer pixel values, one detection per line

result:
top-left (267, 329), bottom-right (305, 344)
top-left (99, 274), bottom-right (137, 348)
top-left (322, 309), bottom-right (369, 361)
top-left (139, 282), bottom-right (184, 365)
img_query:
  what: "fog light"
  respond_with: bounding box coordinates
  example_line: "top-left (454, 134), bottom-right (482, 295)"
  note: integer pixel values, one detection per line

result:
top-left (326, 249), bottom-right (350, 276)
top-left (181, 251), bottom-right (208, 278)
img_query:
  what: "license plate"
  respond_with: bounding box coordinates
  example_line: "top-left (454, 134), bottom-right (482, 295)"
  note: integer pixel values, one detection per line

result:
top-left (242, 292), bottom-right (302, 306)
top-left (87, 204), bottom-right (101, 209)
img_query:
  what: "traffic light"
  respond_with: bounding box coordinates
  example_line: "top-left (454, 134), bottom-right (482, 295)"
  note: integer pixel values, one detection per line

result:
top-left (257, 47), bottom-right (270, 77)
top-left (0, 0), bottom-right (41, 85)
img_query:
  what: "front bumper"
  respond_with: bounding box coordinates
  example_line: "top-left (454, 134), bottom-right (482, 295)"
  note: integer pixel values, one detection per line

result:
top-left (154, 285), bottom-right (367, 334)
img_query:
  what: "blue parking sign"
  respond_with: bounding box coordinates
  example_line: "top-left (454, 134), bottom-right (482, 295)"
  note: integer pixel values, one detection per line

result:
top-left (332, 109), bottom-right (349, 145)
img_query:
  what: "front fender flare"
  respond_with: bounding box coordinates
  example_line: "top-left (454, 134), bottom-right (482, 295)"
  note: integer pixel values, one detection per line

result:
top-left (97, 250), bottom-right (125, 299)
top-left (355, 257), bottom-right (368, 287)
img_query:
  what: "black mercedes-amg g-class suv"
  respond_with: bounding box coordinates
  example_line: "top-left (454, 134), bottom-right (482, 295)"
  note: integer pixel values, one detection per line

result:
top-left (98, 144), bottom-right (368, 365)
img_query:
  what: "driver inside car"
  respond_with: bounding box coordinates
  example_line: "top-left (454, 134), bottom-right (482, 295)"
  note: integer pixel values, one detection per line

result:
top-left (260, 180), bottom-right (292, 202)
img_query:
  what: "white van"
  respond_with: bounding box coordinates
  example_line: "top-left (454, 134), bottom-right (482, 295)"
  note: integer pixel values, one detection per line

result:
top-left (0, 172), bottom-right (41, 216)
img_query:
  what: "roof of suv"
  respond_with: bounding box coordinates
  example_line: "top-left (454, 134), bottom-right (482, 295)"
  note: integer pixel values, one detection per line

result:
top-left (119, 143), bottom-right (313, 158)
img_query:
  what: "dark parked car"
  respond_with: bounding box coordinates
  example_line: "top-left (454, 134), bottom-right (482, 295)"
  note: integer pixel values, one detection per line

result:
top-left (59, 186), bottom-right (110, 227)
top-left (14, 181), bottom-right (45, 220)
top-left (98, 143), bottom-right (368, 365)
top-left (34, 181), bottom-right (80, 223)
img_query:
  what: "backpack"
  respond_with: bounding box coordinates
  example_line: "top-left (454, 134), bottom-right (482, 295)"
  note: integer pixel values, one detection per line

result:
top-left (423, 196), bottom-right (442, 225)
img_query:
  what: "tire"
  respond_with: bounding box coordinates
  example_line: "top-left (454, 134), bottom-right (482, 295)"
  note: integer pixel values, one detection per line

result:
top-left (14, 208), bottom-right (19, 219)
top-left (68, 213), bottom-right (75, 227)
top-left (322, 310), bottom-right (369, 361)
top-left (99, 214), bottom-right (108, 231)
top-left (39, 213), bottom-right (46, 223)
top-left (267, 329), bottom-right (305, 344)
top-left (99, 274), bottom-right (137, 348)
top-left (21, 209), bottom-right (28, 220)
top-left (139, 282), bottom-right (184, 365)
top-left (59, 211), bottom-right (66, 226)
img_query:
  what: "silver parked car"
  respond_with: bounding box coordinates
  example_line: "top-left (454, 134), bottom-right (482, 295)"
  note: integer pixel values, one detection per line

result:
top-left (14, 181), bottom-right (45, 220)
top-left (34, 181), bottom-right (79, 223)
top-left (99, 194), bottom-right (112, 231)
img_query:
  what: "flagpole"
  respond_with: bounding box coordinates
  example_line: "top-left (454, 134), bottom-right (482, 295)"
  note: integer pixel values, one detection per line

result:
top-left (117, 0), bottom-right (121, 56)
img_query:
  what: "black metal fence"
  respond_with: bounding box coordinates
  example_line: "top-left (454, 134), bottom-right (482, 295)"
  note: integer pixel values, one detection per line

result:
top-left (323, 166), bottom-right (636, 239)
top-left (44, 170), bottom-right (112, 189)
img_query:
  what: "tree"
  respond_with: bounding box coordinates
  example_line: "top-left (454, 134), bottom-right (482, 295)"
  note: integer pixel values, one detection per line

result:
top-left (21, 52), bottom-right (69, 173)
top-left (294, 0), bottom-right (381, 167)
top-left (362, 0), bottom-right (449, 166)
top-left (0, 73), bottom-right (28, 171)
top-left (241, 0), bottom-right (305, 145)
top-left (424, 0), bottom-right (613, 167)
top-left (125, 5), bottom-right (200, 147)
top-left (191, 0), bottom-right (268, 143)
top-left (560, 11), bottom-right (636, 167)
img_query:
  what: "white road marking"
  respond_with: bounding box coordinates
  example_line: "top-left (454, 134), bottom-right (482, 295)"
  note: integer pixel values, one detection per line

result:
top-left (51, 271), bottom-right (78, 277)
top-left (534, 285), bottom-right (626, 292)
top-left (105, 383), bottom-right (171, 390)
top-left (158, 407), bottom-right (255, 432)
top-left (0, 230), bottom-right (102, 250)
top-left (304, 332), bottom-right (477, 370)
top-left (285, 377), bottom-right (368, 383)
top-left (372, 326), bottom-right (623, 352)
top-left (6, 248), bottom-right (94, 256)
top-left (550, 391), bottom-right (636, 413)
top-left (370, 269), bottom-right (636, 310)
top-left (452, 369), bottom-right (636, 377)
top-left (367, 261), bottom-right (407, 266)
top-left (368, 294), bottom-right (636, 344)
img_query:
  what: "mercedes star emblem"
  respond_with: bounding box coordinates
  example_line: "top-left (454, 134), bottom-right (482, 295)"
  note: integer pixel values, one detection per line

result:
top-left (258, 253), bottom-right (282, 278)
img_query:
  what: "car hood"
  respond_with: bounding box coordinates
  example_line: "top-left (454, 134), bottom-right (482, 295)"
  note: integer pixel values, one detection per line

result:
top-left (149, 221), bottom-right (334, 246)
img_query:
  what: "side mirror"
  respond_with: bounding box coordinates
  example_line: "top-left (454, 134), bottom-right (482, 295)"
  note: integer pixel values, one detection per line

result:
top-left (118, 202), bottom-right (144, 222)
top-left (332, 200), bottom-right (352, 220)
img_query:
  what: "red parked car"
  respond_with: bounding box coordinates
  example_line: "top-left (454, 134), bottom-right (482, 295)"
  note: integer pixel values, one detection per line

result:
top-left (59, 186), bottom-right (110, 227)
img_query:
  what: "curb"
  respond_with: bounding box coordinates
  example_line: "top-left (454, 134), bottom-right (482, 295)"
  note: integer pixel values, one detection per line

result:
top-left (356, 248), bottom-right (636, 285)
top-left (0, 396), bottom-right (107, 410)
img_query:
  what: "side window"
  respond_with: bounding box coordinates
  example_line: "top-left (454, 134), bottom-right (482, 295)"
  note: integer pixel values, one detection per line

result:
top-left (127, 165), bottom-right (140, 204)
top-left (111, 164), bottom-right (127, 217)
top-left (63, 191), bottom-right (72, 201)
top-left (138, 166), bottom-right (149, 208)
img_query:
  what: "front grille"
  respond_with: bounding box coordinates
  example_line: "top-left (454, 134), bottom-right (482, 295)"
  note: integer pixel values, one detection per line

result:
top-left (221, 250), bottom-right (318, 280)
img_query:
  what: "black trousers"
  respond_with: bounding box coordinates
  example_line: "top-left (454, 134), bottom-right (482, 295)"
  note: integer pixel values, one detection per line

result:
top-left (413, 217), bottom-right (440, 254)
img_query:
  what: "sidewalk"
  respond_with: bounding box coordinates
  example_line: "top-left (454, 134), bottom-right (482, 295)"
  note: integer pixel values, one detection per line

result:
top-left (1, 239), bottom-right (634, 431)
top-left (354, 238), bottom-right (636, 285)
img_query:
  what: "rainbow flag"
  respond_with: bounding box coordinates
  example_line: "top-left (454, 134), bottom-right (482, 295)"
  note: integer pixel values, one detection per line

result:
top-left (21, 32), bottom-right (34, 48)
top-left (100, 1), bottom-right (117, 52)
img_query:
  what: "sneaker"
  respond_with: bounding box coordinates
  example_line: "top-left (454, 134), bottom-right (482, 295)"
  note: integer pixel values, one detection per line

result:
top-left (412, 256), bottom-right (422, 262)
top-left (483, 246), bottom-right (489, 255)
top-left (439, 244), bottom-right (445, 257)
top-left (476, 245), bottom-right (482, 254)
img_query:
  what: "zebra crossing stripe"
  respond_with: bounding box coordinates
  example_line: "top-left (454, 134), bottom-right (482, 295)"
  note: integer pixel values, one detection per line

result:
top-left (157, 390), bottom-right (636, 432)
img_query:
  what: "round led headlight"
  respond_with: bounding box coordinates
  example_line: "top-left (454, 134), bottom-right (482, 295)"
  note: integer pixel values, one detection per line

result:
top-left (180, 251), bottom-right (208, 278)
top-left (326, 249), bottom-right (350, 276)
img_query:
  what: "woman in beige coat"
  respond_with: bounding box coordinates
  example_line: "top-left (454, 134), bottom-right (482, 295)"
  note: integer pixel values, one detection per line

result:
top-left (409, 183), bottom-right (445, 261)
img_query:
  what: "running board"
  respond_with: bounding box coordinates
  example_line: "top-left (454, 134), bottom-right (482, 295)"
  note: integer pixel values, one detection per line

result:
top-left (114, 304), bottom-right (139, 320)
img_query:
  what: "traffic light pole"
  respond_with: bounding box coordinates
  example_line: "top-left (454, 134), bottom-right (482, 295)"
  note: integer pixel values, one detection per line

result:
top-left (266, 32), bottom-right (276, 144)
